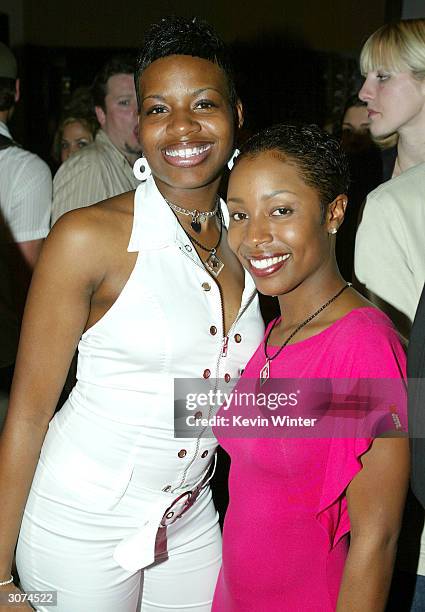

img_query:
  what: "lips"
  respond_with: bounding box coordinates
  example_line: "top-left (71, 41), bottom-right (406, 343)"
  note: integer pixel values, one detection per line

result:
top-left (247, 254), bottom-right (290, 277)
top-left (162, 143), bottom-right (213, 167)
top-left (367, 109), bottom-right (379, 120)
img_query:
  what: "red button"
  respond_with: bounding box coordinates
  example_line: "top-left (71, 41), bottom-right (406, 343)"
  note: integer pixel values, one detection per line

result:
top-left (234, 333), bottom-right (242, 343)
top-left (224, 373), bottom-right (231, 383)
top-left (210, 326), bottom-right (217, 335)
top-left (203, 369), bottom-right (211, 379)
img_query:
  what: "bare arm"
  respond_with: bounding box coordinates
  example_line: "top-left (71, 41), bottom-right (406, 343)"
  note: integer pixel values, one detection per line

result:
top-left (336, 437), bottom-right (410, 611)
top-left (0, 211), bottom-right (105, 583)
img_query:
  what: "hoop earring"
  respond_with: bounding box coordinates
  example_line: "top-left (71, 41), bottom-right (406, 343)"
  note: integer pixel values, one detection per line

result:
top-left (227, 148), bottom-right (240, 171)
top-left (133, 157), bottom-right (151, 181)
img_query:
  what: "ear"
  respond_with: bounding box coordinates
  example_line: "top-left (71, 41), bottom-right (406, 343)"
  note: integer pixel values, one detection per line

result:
top-left (14, 79), bottom-right (20, 104)
top-left (95, 105), bottom-right (106, 128)
top-left (325, 194), bottom-right (347, 233)
top-left (236, 99), bottom-right (244, 129)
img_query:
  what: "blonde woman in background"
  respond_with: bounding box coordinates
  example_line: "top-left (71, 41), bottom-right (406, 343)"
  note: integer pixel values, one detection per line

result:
top-left (355, 18), bottom-right (425, 611)
top-left (358, 18), bottom-right (425, 177)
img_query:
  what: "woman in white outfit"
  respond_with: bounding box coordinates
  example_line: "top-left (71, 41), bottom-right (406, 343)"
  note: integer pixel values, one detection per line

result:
top-left (355, 18), bottom-right (425, 611)
top-left (0, 17), bottom-right (263, 612)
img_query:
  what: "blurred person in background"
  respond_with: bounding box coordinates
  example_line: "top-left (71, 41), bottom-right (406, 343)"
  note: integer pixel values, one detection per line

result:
top-left (52, 87), bottom-right (99, 166)
top-left (355, 18), bottom-right (425, 336)
top-left (354, 19), bottom-right (425, 611)
top-left (336, 96), bottom-right (383, 280)
top-left (52, 56), bottom-right (141, 224)
top-left (0, 42), bottom-right (51, 415)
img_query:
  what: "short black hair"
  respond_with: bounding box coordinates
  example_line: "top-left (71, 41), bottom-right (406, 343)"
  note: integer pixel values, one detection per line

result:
top-left (92, 55), bottom-right (135, 111)
top-left (235, 124), bottom-right (350, 221)
top-left (0, 77), bottom-right (15, 112)
top-left (134, 16), bottom-right (238, 113)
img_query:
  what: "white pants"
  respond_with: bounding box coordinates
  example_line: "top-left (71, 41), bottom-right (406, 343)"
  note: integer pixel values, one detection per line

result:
top-left (16, 467), bottom-right (221, 611)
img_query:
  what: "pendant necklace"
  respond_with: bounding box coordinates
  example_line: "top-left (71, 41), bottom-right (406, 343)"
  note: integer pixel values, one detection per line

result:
top-left (188, 211), bottom-right (224, 277)
top-left (259, 283), bottom-right (351, 386)
top-left (164, 197), bottom-right (220, 234)
top-left (169, 203), bottom-right (225, 278)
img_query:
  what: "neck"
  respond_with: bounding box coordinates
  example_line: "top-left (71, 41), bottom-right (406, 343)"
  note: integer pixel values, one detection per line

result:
top-left (276, 269), bottom-right (345, 331)
top-left (396, 129), bottom-right (425, 175)
top-left (154, 176), bottom-right (222, 214)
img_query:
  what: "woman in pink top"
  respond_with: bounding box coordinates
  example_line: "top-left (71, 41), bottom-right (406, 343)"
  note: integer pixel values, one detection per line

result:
top-left (212, 124), bottom-right (409, 611)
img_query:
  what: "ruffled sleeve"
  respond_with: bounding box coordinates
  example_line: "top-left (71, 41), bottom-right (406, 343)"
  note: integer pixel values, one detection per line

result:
top-left (315, 437), bottom-right (373, 549)
top-left (315, 309), bottom-right (407, 549)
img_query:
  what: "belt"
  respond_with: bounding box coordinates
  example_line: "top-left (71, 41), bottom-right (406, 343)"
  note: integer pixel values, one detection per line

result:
top-left (113, 454), bottom-right (217, 572)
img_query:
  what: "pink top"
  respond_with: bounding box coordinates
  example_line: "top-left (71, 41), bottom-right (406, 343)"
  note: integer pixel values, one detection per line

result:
top-left (212, 308), bottom-right (406, 611)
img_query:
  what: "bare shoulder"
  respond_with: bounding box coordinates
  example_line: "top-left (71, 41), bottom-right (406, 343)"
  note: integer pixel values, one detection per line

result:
top-left (49, 191), bottom-right (135, 255)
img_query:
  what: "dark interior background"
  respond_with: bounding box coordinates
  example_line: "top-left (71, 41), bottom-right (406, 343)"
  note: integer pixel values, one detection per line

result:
top-left (0, 0), bottom-right (407, 167)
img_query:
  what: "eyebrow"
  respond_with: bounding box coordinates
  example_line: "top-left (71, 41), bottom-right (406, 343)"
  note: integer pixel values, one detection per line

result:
top-left (228, 190), bottom-right (297, 204)
top-left (141, 87), bottom-right (224, 104)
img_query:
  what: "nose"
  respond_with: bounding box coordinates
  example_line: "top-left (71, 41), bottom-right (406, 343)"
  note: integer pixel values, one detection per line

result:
top-left (244, 216), bottom-right (273, 249)
top-left (358, 76), bottom-right (374, 103)
top-left (167, 109), bottom-right (201, 137)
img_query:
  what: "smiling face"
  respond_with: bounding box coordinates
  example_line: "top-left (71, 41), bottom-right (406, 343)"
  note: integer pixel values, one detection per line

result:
top-left (358, 69), bottom-right (425, 138)
top-left (138, 54), bottom-right (241, 197)
top-left (95, 73), bottom-right (142, 163)
top-left (227, 152), bottom-right (344, 297)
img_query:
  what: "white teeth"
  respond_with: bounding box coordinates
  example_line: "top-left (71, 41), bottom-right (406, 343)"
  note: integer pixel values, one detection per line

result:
top-left (249, 254), bottom-right (290, 269)
top-left (165, 144), bottom-right (210, 158)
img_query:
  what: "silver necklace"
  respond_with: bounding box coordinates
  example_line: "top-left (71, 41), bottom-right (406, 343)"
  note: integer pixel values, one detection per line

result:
top-left (187, 212), bottom-right (224, 277)
top-left (169, 204), bottom-right (225, 278)
top-left (164, 197), bottom-right (220, 234)
top-left (260, 283), bottom-right (351, 386)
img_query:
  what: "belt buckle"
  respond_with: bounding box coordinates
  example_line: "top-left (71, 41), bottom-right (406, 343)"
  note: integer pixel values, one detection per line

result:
top-left (160, 485), bottom-right (201, 528)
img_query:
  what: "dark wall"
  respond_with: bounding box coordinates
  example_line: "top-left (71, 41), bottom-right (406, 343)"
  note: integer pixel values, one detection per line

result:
top-left (25, 0), bottom-right (386, 53)
top-left (10, 0), bottom-right (394, 164)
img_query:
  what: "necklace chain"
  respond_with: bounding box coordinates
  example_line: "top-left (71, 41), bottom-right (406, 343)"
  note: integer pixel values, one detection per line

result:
top-left (164, 197), bottom-right (219, 219)
top-left (264, 283), bottom-right (351, 363)
top-left (186, 210), bottom-right (223, 254)
top-left (164, 197), bottom-right (219, 233)
top-left (165, 197), bottom-right (225, 277)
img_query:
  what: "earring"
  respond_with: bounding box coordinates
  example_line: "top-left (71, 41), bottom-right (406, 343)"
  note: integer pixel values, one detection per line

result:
top-left (328, 227), bottom-right (338, 235)
top-left (133, 157), bottom-right (151, 181)
top-left (227, 148), bottom-right (240, 170)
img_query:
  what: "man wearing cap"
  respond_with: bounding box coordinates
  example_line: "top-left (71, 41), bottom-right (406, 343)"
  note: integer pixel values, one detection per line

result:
top-left (0, 42), bottom-right (52, 400)
top-left (51, 56), bottom-right (141, 224)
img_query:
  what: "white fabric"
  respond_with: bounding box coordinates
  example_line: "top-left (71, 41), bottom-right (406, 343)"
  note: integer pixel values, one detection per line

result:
top-left (354, 163), bottom-right (425, 336)
top-left (52, 129), bottom-right (139, 225)
top-left (0, 121), bottom-right (52, 367)
top-left (17, 176), bottom-right (264, 609)
top-left (355, 163), bottom-right (425, 577)
top-left (0, 121), bottom-right (52, 242)
top-left (17, 466), bottom-right (221, 612)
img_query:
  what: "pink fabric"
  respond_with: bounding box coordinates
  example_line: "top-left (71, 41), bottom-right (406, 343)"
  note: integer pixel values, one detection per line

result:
top-left (212, 308), bottom-right (406, 611)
